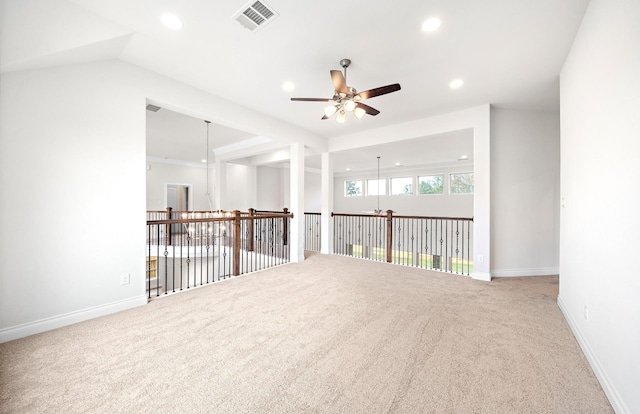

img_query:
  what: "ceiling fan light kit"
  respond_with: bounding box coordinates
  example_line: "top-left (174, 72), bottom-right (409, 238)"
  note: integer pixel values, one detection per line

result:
top-left (291, 58), bottom-right (401, 123)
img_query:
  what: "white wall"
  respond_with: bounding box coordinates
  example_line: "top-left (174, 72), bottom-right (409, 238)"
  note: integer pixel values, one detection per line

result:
top-left (0, 59), bottom-right (325, 341)
top-left (490, 108), bottom-right (560, 276)
top-left (146, 162), bottom-right (213, 211)
top-left (256, 165), bottom-right (284, 210)
top-left (304, 171), bottom-right (322, 212)
top-left (224, 163), bottom-right (255, 211)
top-left (333, 165), bottom-right (474, 217)
top-left (559, 1), bottom-right (640, 412)
top-left (0, 62), bottom-right (148, 338)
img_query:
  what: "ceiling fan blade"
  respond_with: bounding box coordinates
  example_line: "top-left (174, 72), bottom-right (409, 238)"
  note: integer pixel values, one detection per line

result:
top-left (357, 83), bottom-right (401, 100)
top-left (291, 97), bottom-right (333, 102)
top-left (355, 102), bottom-right (380, 116)
top-left (330, 70), bottom-right (347, 94)
top-left (321, 114), bottom-right (330, 120)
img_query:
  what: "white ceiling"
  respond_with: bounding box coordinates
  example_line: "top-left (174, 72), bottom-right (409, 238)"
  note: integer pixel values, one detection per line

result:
top-left (1, 0), bottom-right (589, 171)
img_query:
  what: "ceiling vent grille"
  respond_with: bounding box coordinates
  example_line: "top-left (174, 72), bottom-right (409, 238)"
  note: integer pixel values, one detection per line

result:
top-left (232, 1), bottom-right (279, 32)
top-left (146, 104), bottom-right (161, 112)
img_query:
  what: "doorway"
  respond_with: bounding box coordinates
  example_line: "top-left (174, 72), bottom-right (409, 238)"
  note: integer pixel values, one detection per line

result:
top-left (166, 183), bottom-right (191, 233)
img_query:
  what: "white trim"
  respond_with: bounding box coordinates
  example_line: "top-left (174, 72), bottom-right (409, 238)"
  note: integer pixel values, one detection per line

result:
top-left (471, 271), bottom-right (491, 282)
top-left (0, 295), bottom-right (148, 343)
top-left (146, 155), bottom-right (207, 168)
top-left (491, 267), bottom-right (559, 277)
top-left (557, 297), bottom-right (628, 414)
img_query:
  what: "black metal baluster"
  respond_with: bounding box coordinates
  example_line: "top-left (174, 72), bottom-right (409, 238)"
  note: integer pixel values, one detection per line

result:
top-left (163, 238), bottom-right (168, 295)
top-left (147, 226), bottom-right (152, 299)
top-left (467, 220), bottom-right (471, 275)
top-left (155, 226), bottom-right (161, 297)
top-left (455, 221), bottom-right (460, 274)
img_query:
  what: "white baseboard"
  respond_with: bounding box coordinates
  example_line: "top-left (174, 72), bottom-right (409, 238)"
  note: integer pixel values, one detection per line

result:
top-left (0, 295), bottom-right (148, 344)
top-left (557, 296), bottom-right (629, 414)
top-left (471, 271), bottom-right (492, 281)
top-left (491, 267), bottom-right (559, 277)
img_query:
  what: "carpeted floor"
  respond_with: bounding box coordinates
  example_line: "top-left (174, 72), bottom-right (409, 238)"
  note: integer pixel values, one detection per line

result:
top-left (0, 253), bottom-right (612, 413)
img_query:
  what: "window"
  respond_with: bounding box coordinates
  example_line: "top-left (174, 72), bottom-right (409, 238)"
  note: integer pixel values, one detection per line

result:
top-left (367, 179), bottom-right (386, 196)
top-left (450, 172), bottom-right (474, 194)
top-left (344, 180), bottom-right (363, 197)
top-left (418, 175), bottom-right (444, 194)
top-left (391, 177), bottom-right (413, 195)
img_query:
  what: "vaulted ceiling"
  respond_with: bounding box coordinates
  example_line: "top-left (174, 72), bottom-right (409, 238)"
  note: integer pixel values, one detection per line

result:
top-left (1, 0), bottom-right (589, 170)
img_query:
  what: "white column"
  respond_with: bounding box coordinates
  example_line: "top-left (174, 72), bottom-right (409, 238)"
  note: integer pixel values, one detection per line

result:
top-left (471, 106), bottom-right (491, 281)
top-left (214, 160), bottom-right (227, 211)
top-left (321, 152), bottom-right (334, 254)
top-left (289, 143), bottom-right (305, 262)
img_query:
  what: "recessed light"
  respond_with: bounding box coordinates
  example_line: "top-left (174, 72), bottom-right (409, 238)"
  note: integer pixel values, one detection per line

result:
top-left (160, 13), bottom-right (183, 30)
top-left (421, 17), bottom-right (442, 32)
top-left (201, 159), bottom-right (207, 163)
top-left (346, 167), bottom-right (351, 171)
top-left (282, 81), bottom-right (295, 92)
top-left (449, 79), bottom-right (464, 89)
top-left (458, 155), bottom-right (469, 161)
top-left (395, 162), bottom-right (402, 166)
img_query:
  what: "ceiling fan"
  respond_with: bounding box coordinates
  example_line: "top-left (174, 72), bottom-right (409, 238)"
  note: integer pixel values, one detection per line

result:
top-left (291, 58), bottom-right (401, 123)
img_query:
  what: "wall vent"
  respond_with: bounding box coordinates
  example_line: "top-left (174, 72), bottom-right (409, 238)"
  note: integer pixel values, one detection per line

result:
top-left (146, 104), bottom-right (161, 112)
top-left (232, 1), bottom-right (279, 32)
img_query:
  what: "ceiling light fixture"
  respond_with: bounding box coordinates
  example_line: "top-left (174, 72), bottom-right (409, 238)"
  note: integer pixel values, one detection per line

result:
top-left (160, 13), bottom-right (183, 30)
top-left (353, 107), bottom-right (366, 119)
top-left (343, 100), bottom-right (356, 112)
top-left (422, 17), bottom-right (442, 32)
top-left (449, 79), bottom-right (464, 89)
top-left (282, 81), bottom-right (295, 92)
top-left (324, 105), bottom-right (338, 118)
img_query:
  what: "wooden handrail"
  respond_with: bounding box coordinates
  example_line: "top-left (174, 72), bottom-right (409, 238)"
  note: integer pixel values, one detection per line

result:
top-left (146, 213), bottom-right (293, 226)
top-left (331, 212), bottom-right (473, 221)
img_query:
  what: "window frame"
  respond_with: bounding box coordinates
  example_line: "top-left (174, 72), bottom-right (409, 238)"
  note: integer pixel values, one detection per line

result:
top-left (417, 174), bottom-right (445, 195)
top-left (449, 172), bottom-right (474, 195)
top-left (344, 180), bottom-right (363, 197)
top-left (366, 178), bottom-right (386, 196)
top-left (390, 176), bottom-right (414, 196)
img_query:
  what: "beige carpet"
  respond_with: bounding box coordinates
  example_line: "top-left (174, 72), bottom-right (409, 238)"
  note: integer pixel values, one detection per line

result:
top-left (0, 253), bottom-right (612, 413)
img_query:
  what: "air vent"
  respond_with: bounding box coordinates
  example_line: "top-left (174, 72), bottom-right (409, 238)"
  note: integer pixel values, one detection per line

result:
top-left (146, 104), bottom-right (161, 112)
top-left (232, 1), bottom-right (279, 32)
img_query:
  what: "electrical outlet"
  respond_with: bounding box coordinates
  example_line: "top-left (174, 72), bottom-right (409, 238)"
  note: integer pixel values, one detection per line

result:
top-left (120, 273), bottom-right (130, 285)
top-left (584, 305), bottom-right (589, 321)
top-left (478, 254), bottom-right (484, 263)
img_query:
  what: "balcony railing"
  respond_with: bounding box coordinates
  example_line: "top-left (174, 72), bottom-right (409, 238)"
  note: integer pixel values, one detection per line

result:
top-left (146, 209), bottom-right (292, 299)
top-left (332, 211), bottom-right (473, 276)
top-left (304, 212), bottom-right (321, 252)
top-left (147, 208), bottom-right (473, 300)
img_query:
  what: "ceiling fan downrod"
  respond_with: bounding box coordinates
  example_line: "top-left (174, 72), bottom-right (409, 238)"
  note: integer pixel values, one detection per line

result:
top-left (340, 58), bottom-right (351, 84)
